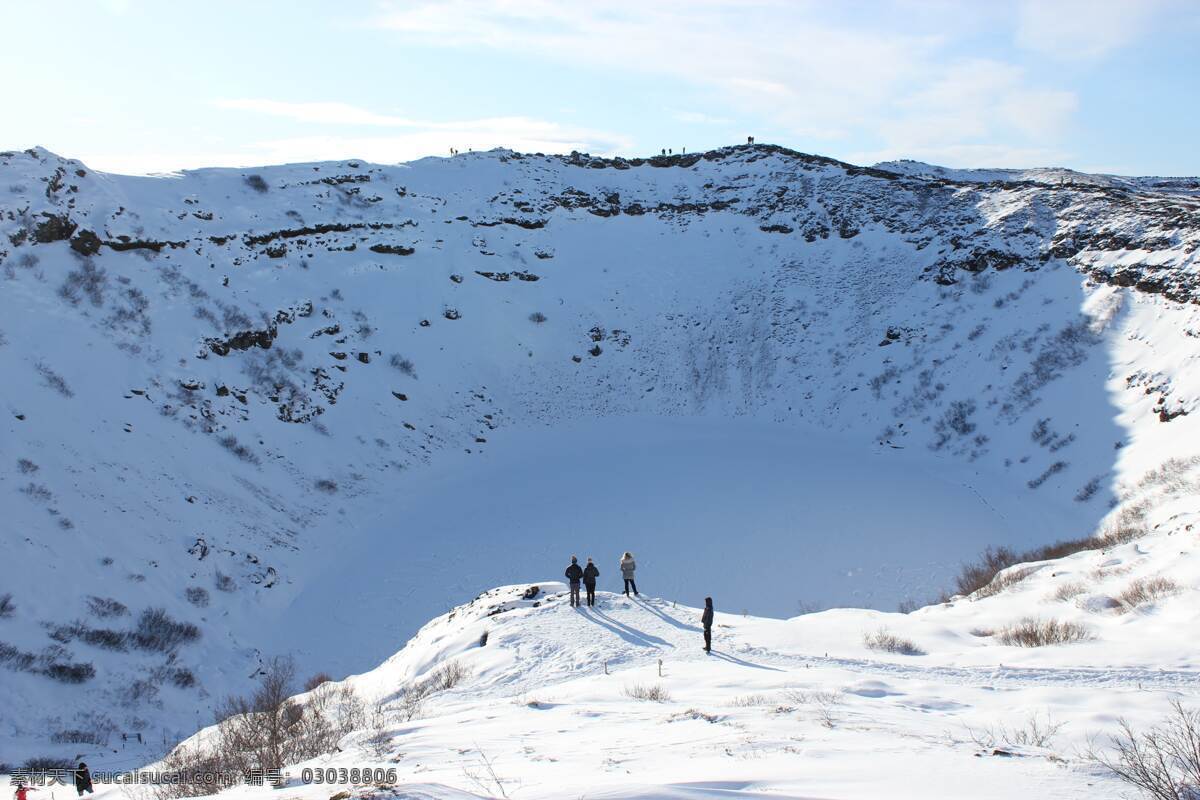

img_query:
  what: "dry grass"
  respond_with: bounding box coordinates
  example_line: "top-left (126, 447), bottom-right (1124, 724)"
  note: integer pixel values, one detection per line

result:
top-left (973, 565), bottom-right (1040, 599)
top-left (729, 693), bottom-right (775, 707)
top-left (624, 683), bottom-right (672, 702)
top-left (1050, 581), bottom-right (1087, 602)
top-left (863, 628), bottom-right (925, 656)
top-left (784, 689), bottom-right (844, 728)
top-left (943, 457), bottom-right (1200, 600)
top-left (1115, 577), bottom-right (1180, 612)
top-left (997, 617), bottom-right (1090, 647)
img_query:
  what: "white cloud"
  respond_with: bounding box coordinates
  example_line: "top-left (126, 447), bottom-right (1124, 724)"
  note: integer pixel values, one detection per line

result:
top-left (214, 99), bottom-right (422, 127)
top-left (673, 111), bottom-right (734, 126)
top-left (77, 115), bottom-right (635, 174)
top-left (1015, 0), bottom-right (1172, 60)
top-left (848, 143), bottom-right (1073, 171)
top-left (369, 0), bottom-right (1086, 167)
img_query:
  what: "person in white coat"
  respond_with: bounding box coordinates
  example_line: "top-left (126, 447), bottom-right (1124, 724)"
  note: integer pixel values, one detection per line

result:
top-left (619, 551), bottom-right (639, 596)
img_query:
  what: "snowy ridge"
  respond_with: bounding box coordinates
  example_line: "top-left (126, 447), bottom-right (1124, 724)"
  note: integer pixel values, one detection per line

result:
top-left (158, 500), bottom-right (1200, 799)
top-left (1, 143), bottom-right (1199, 765)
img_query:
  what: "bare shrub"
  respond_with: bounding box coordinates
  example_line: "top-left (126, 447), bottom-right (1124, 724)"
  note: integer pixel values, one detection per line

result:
top-left (69, 624), bottom-right (130, 651)
top-left (1116, 577), bottom-right (1180, 612)
top-left (363, 702), bottom-right (396, 758)
top-left (43, 661), bottom-right (96, 683)
top-left (973, 565), bottom-right (1039, 599)
top-left (425, 660), bottom-right (470, 691)
top-left (949, 525), bottom-right (1144, 599)
top-left (997, 618), bottom-right (1090, 647)
top-left (397, 685), bottom-right (426, 722)
top-left (624, 683), bottom-right (671, 702)
top-left (1087, 700), bottom-right (1200, 800)
top-left (58, 259), bottom-right (107, 307)
top-left (213, 655), bottom-right (300, 777)
top-left (966, 712), bottom-right (1065, 750)
top-left (1051, 581), bottom-right (1087, 602)
top-left (50, 728), bottom-right (108, 745)
top-left (133, 608), bottom-right (200, 651)
top-left (785, 689), bottom-right (844, 728)
top-left (314, 479), bottom-right (338, 494)
top-left (215, 572), bottom-right (236, 592)
top-left (528, 311), bottom-right (547, 323)
top-left (16, 458), bottom-right (38, 474)
top-left (0, 593), bottom-right (14, 618)
top-left (729, 693), bottom-right (775, 707)
top-left (244, 174), bottom-right (269, 193)
top-left (151, 740), bottom-right (231, 799)
top-left (863, 628), bottom-right (925, 655)
top-left (20, 482), bottom-right (53, 502)
top-left (462, 747), bottom-right (515, 800)
top-left (171, 667), bottom-right (197, 688)
top-left (1028, 460), bottom-right (1069, 489)
top-left (22, 756), bottom-right (74, 772)
top-left (669, 708), bottom-right (720, 723)
top-left (388, 354), bottom-right (417, 377)
top-left (304, 672), bottom-right (335, 692)
top-left (185, 587), bottom-right (210, 607)
top-left (35, 362), bottom-right (74, 397)
top-left (217, 435), bottom-right (260, 465)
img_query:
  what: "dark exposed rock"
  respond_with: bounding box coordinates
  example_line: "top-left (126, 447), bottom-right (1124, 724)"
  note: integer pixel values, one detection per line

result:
top-left (369, 243), bottom-right (415, 256)
top-left (205, 327), bottom-right (276, 356)
top-left (69, 229), bottom-right (102, 255)
top-left (105, 237), bottom-right (186, 252)
top-left (34, 213), bottom-right (76, 243)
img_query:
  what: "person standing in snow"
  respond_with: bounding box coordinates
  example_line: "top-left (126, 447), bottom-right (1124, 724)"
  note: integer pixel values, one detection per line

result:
top-left (14, 782), bottom-right (36, 800)
top-left (565, 556), bottom-right (584, 607)
top-left (701, 597), bottom-right (714, 653)
top-left (583, 557), bottom-right (600, 606)
top-left (619, 551), bottom-right (639, 596)
top-left (75, 763), bottom-right (93, 796)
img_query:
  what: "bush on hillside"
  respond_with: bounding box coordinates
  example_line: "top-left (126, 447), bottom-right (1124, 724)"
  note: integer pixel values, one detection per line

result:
top-left (863, 628), bottom-right (925, 656)
top-left (1087, 700), bottom-right (1200, 800)
top-left (624, 683), bottom-right (671, 702)
top-left (1116, 577), bottom-right (1179, 612)
top-left (997, 617), bottom-right (1090, 647)
top-left (133, 608), bottom-right (200, 652)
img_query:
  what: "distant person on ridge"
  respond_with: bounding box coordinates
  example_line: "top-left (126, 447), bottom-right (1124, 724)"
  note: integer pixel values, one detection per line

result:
top-left (565, 556), bottom-right (584, 607)
top-left (583, 557), bottom-right (600, 606)
top-left (75, 763), bottom-right (94, 796)
top-left (701, 597), bottom-right (714, 653)
top-left (619, 551), bottom-right (639, 596)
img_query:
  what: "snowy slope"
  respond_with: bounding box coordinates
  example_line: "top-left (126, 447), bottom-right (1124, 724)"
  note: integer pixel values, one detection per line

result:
top-left (113, 499), bottom-right (1200, 800)
top-left (1, 143), bottom-right (1199, 764)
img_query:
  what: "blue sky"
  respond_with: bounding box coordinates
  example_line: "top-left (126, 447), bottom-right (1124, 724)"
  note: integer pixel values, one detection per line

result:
top-left (5, 0), bottom-right (1198, 175)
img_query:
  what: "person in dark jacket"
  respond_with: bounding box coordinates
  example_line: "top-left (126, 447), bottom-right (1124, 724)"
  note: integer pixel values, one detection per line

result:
top-left (701, 597), bottom-right (714, 653)
top-left (565, 556), bottom-right (584, 607)
top-left (582, 558), bottom-right (600, 606)
top-left (75, 763), bottom-right (93, 796)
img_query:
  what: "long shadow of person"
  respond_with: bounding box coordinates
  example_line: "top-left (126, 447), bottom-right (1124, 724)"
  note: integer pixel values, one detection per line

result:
top-left (583, 607), bottom-right (673, 648)
top-left (632, 596), bottom-right (702, 632)
top-left (708, 650), bottom-right (785, 672)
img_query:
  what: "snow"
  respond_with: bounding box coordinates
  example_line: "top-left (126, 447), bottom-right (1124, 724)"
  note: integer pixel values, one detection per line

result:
top-left (74, 505), bottom-right (1200, 799)
top-left (1, 143), bottom-right (1199, 796)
